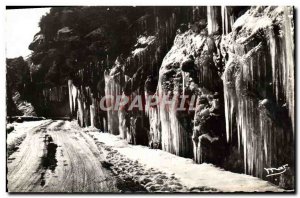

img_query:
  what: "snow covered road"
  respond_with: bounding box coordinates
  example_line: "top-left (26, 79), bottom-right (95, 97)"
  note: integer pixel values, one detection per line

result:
top-left (7, 120), bottom-right (284, 193)
top-left (7, 120), bottom-right (120, 192)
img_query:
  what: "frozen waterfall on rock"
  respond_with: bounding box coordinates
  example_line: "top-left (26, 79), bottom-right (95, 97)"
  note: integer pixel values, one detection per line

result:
top-left (222, 6), bottom-right (294, 186)
top-left (65, 6), bottom-right (294, 189)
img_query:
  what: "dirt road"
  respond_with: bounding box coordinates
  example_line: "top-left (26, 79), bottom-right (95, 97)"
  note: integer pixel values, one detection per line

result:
top-left (7, 120), bottom-right (120, 192)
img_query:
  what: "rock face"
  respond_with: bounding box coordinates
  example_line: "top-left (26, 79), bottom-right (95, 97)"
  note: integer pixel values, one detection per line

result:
top-left (157, 28), bottom-right (224, 159)
top-left (222, 6), bottom-right (294, 188)
top-left (12, 92), bottom-right (36, 116)
top-left (100, 7), bottom-right (199, 147)
top-left (29, 34), bottom-right (45, 51)
top-left (41, 85), bottom-right (70, 117)
top-left (104, 59), bottom-right (123, 135)
top-left (61, 6), bottom-right (294, 189)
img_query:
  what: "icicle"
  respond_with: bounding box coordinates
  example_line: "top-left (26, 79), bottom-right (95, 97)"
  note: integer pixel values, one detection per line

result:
top-left (269, 27), bottom-right (277, 101)
top-left (221, 6), bottom-right (225, 35)
top-left (156, 16), bottom-right (159, 33)
top-left (103, 117), bottom-right (107, 132)
top-left (104, 69), bottom-right (120, 135)
top-left (182, 71), bottom-right (186, 96)
top-left (158, 76), bottom-right (192, 157)
top-left (77, 96), bottom-right (84, 127)
top-left (90, 98), bottom-right (95, 127)
top-left (207, 6), bottom-right (219, 35)
top-left (284, 6), bottom-right (295, 134)
top-left (68, 80), bottom-right (74, 113)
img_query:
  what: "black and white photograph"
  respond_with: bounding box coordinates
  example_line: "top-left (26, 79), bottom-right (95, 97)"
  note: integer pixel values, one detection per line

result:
top-left (5, 4), bottom-right (295, 193)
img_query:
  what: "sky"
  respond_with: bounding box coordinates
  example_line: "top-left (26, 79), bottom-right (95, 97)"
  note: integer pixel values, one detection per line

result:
top-left (6, 8), bottom-right (50, 59)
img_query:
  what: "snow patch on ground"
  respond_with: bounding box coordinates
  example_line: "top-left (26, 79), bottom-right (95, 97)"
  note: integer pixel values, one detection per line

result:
top-left (82, 125), bottom-right (283, 192)
top-left (7, 120), bottom-right (50, 146)
top-left (7, 120), bottom-right (52, 157)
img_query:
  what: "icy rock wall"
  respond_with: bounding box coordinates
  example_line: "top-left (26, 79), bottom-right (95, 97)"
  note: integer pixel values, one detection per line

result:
top-left (68, 59), bottom-right (110, 130)
top-left (105, 56), bottom-right (151, 145)
top-left (68, 79), bottom-right (98, 128)
top-left (158, 25), bottom-right (224, 159)
top-left (108, 6), bottom-right (226, 158)
top-left (42, 86), bottom-right (68, 103)
top-left (104, 66), bottom-right (122, 135)
top-left (103, 8), bottom-right (190, 146)
top-left (41, 85), bottom-right (70, 117)
top-left (65, 7), bottom-right (294, 188)
top-left (222, 6), bottom-right (294, 184)
top-left (118, 101), bottom-right (129, 140)
top-left (145, 92), bottom-right (161, 149)
top-left (68, 80), bottom-right (78, 115)
top-left (123, 36), bottom-right (160, 146)
top-left (69, 7), bottom-right (217, 148)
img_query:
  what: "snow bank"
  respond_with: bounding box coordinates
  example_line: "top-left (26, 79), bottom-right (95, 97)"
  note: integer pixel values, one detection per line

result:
top-left (85, 129), bottom-right (283, 192)
top-left (7, 120), bottom-right (51, 149)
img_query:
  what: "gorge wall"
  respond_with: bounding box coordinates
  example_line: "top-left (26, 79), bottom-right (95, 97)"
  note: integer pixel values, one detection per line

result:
top-left (23, 6), bottom-right (294, 189)
top-left (222, 6), bottom-right (294, 187)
